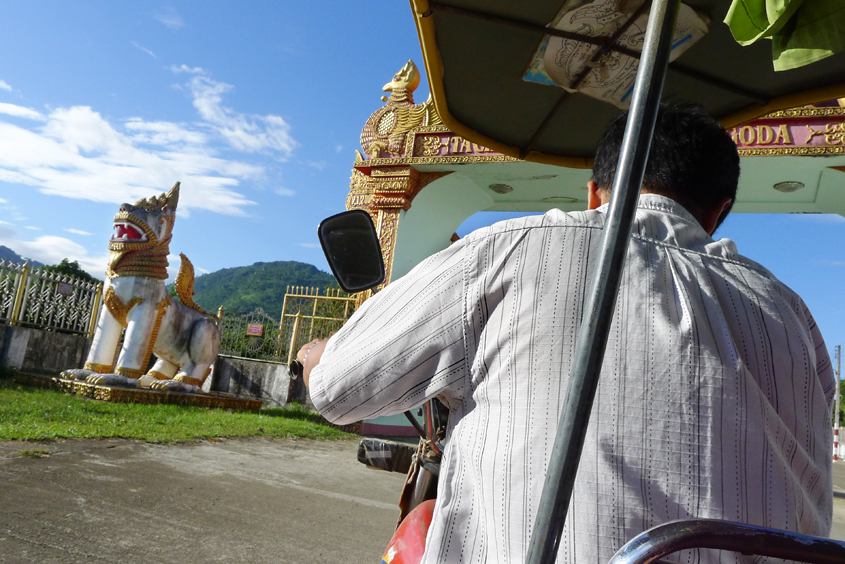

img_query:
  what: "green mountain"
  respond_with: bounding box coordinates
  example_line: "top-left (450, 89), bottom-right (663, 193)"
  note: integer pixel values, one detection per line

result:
top-left (0, 246), bottom-right (44, 267)
top-left (188, 260), bottom-right (337, 319)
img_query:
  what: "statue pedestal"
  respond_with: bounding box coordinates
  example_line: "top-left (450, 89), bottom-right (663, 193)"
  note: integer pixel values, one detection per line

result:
top-left (11, 371), bottom-right (262, 410)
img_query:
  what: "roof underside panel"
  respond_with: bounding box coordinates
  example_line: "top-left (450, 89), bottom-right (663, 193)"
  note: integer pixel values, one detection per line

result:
top-left (416, 0), bottom-right (845, 163)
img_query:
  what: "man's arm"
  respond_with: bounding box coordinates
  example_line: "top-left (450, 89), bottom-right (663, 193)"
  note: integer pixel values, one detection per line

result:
top-left (306, 240), bottom-right (469, 425)
top-left (296, 337), bottom-right (330, 388)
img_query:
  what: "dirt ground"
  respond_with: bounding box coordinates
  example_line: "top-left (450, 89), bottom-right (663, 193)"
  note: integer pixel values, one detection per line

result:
top-left (1, 438), bottom-right (844, 564)
top-left (0, 438), bottom-right (406, 564)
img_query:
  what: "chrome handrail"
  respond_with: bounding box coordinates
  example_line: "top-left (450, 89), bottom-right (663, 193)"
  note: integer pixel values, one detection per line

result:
top-left (609, 519), bottom-right (845, 564)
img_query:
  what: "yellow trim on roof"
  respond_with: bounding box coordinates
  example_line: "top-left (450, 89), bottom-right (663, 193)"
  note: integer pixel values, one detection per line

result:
top-left (721, 83), bottom-right (845, 130)
top-left (411, 0), bottom-right (845, 168)
top-left (410, 0), bottom-right (591, 169)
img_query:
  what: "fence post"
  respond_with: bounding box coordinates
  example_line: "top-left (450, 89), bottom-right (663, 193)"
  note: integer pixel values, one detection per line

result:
top-left (279, 294), bottom-right (289, 325)
top-left (287, 312), bottom-right (303, 365)
top-left (275, 294), bottom-right (290, 358)
top-left (309, 291), bottom-right (319, 341)
top-left (9, 261), bottom-right (30, 326)
top-left (87, 282), bottom-right (104, 338)
top-left (217, 305), bottom-right (224, 325)
top-left (44, 272), bottom-right (56, 328)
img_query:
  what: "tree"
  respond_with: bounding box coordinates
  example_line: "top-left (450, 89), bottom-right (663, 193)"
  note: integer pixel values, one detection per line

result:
top-left (43, 258), bottom-right (101, 284)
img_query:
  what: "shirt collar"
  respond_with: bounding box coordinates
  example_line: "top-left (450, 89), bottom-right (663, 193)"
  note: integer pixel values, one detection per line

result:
top-left (597, 193), bottom-right (703, 229)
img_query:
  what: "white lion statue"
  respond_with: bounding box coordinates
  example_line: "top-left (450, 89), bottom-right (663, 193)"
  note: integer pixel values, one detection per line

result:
top-left (62, 182), bottom-right (221, 393)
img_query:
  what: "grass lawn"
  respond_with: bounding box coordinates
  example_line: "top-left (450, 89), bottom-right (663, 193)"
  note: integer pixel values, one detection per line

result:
top-left (0, 377), bottom-right (352, 443)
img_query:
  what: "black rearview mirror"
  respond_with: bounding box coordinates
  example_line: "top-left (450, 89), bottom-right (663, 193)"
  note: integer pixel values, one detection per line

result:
top-left (291, 210), bottom-right (385, 379)
top-left (318, 210), bottom-right (386, 294)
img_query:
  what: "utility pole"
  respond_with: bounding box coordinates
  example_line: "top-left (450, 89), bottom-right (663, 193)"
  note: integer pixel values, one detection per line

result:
top-left (836, 345), bottom-right (841, 461)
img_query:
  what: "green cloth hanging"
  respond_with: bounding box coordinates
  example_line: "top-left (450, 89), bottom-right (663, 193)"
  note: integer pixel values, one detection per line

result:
top-left (725, 0), bottom-right (845, 70)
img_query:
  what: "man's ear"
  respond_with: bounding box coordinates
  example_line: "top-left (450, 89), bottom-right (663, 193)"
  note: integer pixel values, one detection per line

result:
top-left (700, 197), bottom-right (733, 235)
top-left (587, 180), bottom-right (605, 210)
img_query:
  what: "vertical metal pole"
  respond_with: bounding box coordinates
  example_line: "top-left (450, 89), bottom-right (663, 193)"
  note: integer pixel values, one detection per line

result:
top-left (276, 294), bottom-right (290, 359)
top-left (10, 261), bottom-right (30, 326)
top-left (280, 293), bottom-right (289, 324)
top-left (287, 312), bottom-right (303, 365)
top-left (309, 293), bottom-right (318, 340)
top-left (835, 345), bottom-right (841, 460)
top-left (87, 283), bottom-right (103, 339)
top-left (526, 1), bottom-right (681, 563)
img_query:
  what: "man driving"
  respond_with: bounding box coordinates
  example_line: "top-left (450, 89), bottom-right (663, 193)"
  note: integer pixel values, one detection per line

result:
top-left (298, 104), bottom-right (834, 563)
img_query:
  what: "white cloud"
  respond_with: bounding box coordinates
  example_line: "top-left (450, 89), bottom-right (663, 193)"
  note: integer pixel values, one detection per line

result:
top-left (176, 68), bottom-right (296, 157)
top-left (41, 106), bottom-right (124, 152)
top-left (132, 42), bottom-right (156, 58)
top-left (0, 102), bottom-right (45, 121)
top-left (0, 226), bottom-right (109, 276)
top-left (125, 118), bottom-right (208, 145)
top-left (297, 243), bottom-right (320, 249)
top-left (0, 106), bottom-right (258, 215)
top-left (155, 7), bottom-right (184, 30)
top-left (166, 254), bottom-right (181, 275)
top-left (0, 197), bottom-right (6, 203)
top-left (335, 144), bottom-right (343, 153)
top-left (0, 64), bottom-right (306, 258)
top-left (171, 64), bottom-right (203, 75)
top-left (306, 161), bottom-right (327, 170)
top-left (0, 80), bottom-right (11, 91)
top-left (25, 226), bottom-right (40, 230)
top-left (788, 213), bottom-right (845, 224)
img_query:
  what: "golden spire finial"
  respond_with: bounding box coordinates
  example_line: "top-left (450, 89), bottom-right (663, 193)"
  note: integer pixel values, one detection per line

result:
top-left (383, 60), bottom-right (421, 95)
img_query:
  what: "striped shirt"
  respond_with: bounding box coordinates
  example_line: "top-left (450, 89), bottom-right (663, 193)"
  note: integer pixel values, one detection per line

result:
top-left (310, 194), bottom-right (835, 564)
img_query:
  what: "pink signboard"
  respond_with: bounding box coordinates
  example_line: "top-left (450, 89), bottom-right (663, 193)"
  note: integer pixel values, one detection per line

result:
top-left (414, 133), bottom-right (497, 158)
top-left (727, 113), bottom-right (845, 154)
top-left (56, 282), bottom-right (73, 296)
top-left (246, 324), bottom-right (263, 337)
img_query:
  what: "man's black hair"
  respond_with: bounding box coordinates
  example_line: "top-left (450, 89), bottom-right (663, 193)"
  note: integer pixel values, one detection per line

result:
top-left (591, 103), bottom-right (740, 229)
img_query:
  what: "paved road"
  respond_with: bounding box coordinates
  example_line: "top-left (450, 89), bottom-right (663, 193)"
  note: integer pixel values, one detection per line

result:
top-left (831, 460), bottom-right (845, 540)
top-left (1, 438), bottom-right (844, 564)
top-left (0, 438), bottom-right (406, 564)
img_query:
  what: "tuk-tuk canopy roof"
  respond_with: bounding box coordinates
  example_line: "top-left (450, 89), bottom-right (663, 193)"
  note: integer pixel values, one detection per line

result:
top-left (411, 0), bottom-right (845, 167)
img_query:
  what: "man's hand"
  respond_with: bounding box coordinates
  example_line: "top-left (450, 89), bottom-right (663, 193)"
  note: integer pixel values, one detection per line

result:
top-left (296, 337), bottom-right (331, 388)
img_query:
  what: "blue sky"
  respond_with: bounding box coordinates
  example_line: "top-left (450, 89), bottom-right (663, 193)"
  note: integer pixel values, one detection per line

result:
top-left (0, 2), bottom-right (429, 274)
top-left (1, 2), bottom-right (844, 361)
